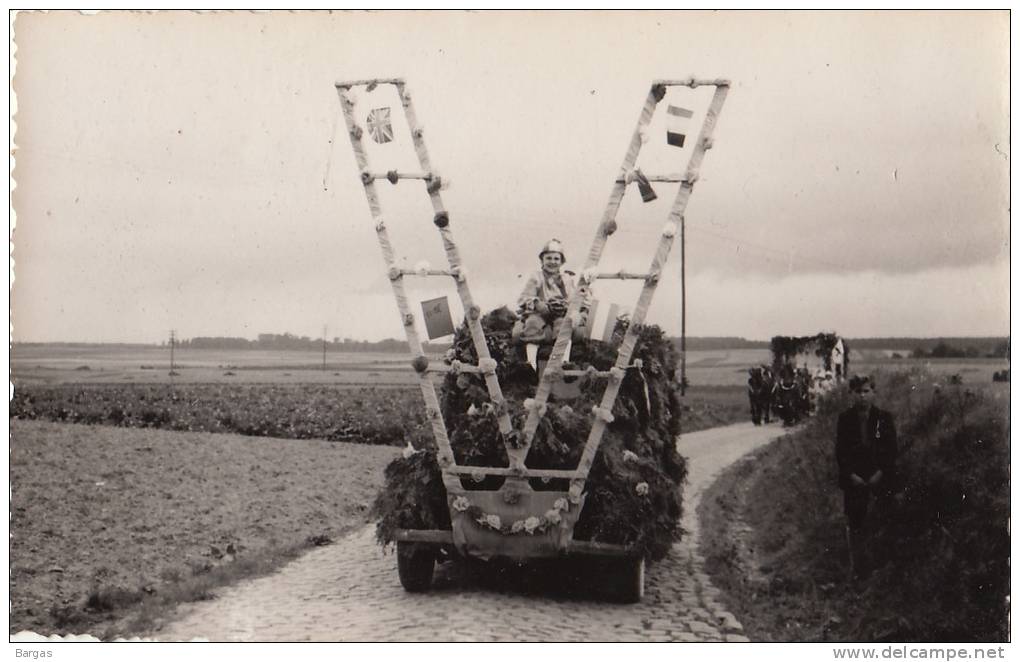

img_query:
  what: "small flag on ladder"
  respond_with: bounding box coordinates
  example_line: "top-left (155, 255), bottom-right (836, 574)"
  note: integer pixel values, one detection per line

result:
top-left (421, 296), bottom-right (455, 340)
top-left (367, 107), bottom-right (393, 144)
top-left (666, 105), bottom-right (693, 148)
top-left (634, 168), bottom-right (657, 203)
top-left (582, 298), bottom-right (599, 339)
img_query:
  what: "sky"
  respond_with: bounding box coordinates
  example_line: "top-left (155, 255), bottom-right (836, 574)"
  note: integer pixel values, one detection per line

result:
top-left (10, 10), bottom-right (1010, 343)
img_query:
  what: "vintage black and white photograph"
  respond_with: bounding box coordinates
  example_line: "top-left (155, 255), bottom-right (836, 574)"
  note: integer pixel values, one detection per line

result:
top-left (8, 10), bottom-right (1010, 647)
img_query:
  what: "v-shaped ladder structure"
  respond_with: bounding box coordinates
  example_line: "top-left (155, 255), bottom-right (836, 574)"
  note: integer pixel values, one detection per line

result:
top-left (336, 77), bottom-right (729, 558)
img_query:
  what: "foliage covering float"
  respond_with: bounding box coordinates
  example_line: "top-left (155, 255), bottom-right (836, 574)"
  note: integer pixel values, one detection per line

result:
top-left (374, 307), bottom-right (688, 562)
top-left (770, 332), bottom-right (843, 370)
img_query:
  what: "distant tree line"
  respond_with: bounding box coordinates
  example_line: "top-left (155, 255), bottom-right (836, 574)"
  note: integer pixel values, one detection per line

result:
top-left (909, 339), bottom-right (1009, 360)
top-left (677, 337), bottom-right (770, 351)
top-left (173, 333), bottom-right (450, 353)
top-left (848, 337), bottom-right (1008, 354)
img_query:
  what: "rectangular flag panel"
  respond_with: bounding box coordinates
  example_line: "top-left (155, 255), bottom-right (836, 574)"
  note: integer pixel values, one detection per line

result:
top-left (367, 107), bottom-right (393, 144)
top-left (666, 105), bottom-right (692, 148)
top-left (582, 298), bottom-right (599, 339)
top-left (421, 296), bottom-right (455, 339)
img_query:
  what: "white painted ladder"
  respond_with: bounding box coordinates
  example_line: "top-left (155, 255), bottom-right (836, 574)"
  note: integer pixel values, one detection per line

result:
top-left (335, 77), bottom-right (729, 502)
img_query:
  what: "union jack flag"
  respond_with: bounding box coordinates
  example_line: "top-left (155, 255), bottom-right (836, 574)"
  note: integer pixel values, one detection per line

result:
top-left (367, 107), bottom-right (393, 144)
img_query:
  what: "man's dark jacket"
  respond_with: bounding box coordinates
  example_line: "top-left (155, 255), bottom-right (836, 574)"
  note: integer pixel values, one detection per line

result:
top-left (835, 404), bottom-right (897, 493)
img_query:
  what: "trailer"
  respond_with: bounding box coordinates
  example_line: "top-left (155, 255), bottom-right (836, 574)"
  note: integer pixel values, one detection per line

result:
top-left (334, 76), bottom-right (730, 602)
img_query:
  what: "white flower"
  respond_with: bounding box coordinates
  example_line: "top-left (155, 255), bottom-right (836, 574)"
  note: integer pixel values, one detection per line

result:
top-left (444, 348), bottom-right (457, 362)
top-left (471, 471), bottom-right (486, 483)
top-left (452, 496), bottom-right (470, 512)
top-left (635, 482), bottom-right (649, 496)
top-left (623, 450), bottom-right (639, 463)
top-left (414, 260), bottom-right (431, 276)
top-left (568, 482), bottom-right (583, 504)
top-left (485, 514), bottom-right (502, 530)
top-left (402, 443), bottom-right (417, 459)
top-left (467, 403), bottom-right (478, 417)
top-left (511, 520), bottom-right (525, 534)
top-left (523, 516), bottom-right (541, 534)
top-left (523, 398), bottom-right (536, 411)
top-left (544, 509), bottom-right (562, 525)
top-left (559, 405), bottom-right (573, 416)
top-left (662, 220), bottom-right (678, 238)
top-left (553, 498), bottom-right (569, 512)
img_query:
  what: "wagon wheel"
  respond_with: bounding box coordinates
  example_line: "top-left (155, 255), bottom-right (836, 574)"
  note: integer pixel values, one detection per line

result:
top-left (593, 555), bottom-right (645, 603)
top-left (614, 556), bottom-right (645, 604)
top-left (396, 541), bottom-right (436, 592)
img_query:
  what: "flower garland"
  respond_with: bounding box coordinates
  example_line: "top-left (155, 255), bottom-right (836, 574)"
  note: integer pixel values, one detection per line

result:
top-left (450, 495), bottom-right (574, 536)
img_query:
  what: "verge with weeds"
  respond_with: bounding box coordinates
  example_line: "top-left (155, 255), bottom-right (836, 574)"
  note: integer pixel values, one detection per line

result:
top-left (700, 370), bottom-right (1009, 641)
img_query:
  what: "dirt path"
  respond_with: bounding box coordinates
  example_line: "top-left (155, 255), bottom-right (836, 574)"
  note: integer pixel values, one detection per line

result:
top-left (152, 422), bottom-right (786, 642)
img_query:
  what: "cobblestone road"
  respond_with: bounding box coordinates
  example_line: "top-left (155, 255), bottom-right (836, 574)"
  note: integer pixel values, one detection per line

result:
top-left (154, 422), bottom-right (785, 642)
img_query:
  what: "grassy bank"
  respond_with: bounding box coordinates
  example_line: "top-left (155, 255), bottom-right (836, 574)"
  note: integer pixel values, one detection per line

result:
top-left (700, 372), bottom-right (1009, 641)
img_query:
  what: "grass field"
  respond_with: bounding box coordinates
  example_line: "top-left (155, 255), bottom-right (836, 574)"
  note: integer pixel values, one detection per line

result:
top-left (10, 420), bottom-right (400, 637)
top-left (14, 344), bottom-right (1006, 388)
top-left (11, 346), bottom-right (424, 386)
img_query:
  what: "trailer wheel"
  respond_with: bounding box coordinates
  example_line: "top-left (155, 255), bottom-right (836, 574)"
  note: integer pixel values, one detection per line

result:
top-left (397, 541), bottom-right (435, 592)
top-left (613, 556), bottom-right (645, 603)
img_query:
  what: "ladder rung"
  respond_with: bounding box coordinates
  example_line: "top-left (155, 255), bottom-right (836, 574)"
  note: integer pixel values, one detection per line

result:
top-left (562, 369), bottom-right (611, 378)
top-left (335, 78), bottom-right (404, 88)
top-left (616, 174), bottom-right (687, 184)
top-left (363, 170), bottom-right (431, 182)
top-left (594, 271), bottom-right (651, 280)
top-left (444, 465), bottom-right (579, 480)
top-left (652, 77), bottom-right (730, 88)
top-left (396, 268), bottom-right (454, 278)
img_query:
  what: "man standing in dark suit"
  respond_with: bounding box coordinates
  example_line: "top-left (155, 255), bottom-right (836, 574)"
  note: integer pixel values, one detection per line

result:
top-left (836, 375), bottom-right (898, 579)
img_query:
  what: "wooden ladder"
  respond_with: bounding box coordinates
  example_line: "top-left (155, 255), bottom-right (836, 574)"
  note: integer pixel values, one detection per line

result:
top-left (335, 77), bottom-right (729, 496)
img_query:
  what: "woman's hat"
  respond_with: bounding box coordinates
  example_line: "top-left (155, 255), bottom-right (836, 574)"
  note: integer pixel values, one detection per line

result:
top-left (539, 239), bottom-right (565, 262)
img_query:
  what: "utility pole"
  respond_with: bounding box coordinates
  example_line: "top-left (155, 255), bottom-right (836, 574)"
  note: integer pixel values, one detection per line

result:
top-left (680, 215), bottom-right (687, 397)
top-left (169, 329), bottom-right (177, 377)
